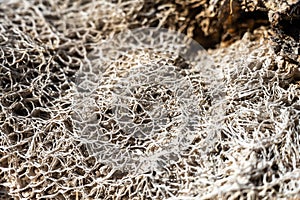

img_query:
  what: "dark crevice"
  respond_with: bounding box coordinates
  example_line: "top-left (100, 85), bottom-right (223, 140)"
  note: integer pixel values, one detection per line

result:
top-left (272, 2), bottom-right (300, 42)
top-left (277, 19), bottom-right (300, 41)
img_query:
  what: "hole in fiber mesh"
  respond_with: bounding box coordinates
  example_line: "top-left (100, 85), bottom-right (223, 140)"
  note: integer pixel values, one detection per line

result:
top-left (249, 167), bottom-right (268, 187)
top-left (0, 186), bottom-right (13, 200)
top-left (31, 108), bottom-right (51, 120)
top-left (0, 75), bottom-right (12, 91)
top-left (2, 123), bottom-right (14, 134)
top-left (271, 163), bottom-right (279, 171)
top-left (12, 103), bottom-right (29, 116)
top-left (273, 184), bottom-right (280, 192)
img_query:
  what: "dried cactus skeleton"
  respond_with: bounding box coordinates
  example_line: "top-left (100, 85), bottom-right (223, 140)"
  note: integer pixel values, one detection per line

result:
top-left (72, 27), bottom-right (224, 178)
top-left (0, 0), bottom-right (300, 199)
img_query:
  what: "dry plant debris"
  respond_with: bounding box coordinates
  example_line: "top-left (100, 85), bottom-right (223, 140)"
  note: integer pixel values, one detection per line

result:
top-left (0, 0), bottom-right (300, 199)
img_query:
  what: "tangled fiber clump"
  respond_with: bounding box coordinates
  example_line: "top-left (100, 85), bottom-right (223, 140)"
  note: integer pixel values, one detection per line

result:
top-left (0, 0), bottom-right (300, 199)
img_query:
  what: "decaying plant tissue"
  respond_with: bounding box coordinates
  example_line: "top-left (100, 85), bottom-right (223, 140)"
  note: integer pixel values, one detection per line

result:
top-left (0, 0), bottom-right (300, 199)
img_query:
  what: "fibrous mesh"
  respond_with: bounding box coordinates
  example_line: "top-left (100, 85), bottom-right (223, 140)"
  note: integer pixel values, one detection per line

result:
top-left (1, 0), bottom-right (300, 199)
top-left (72, 28), bottom-right (223, 178)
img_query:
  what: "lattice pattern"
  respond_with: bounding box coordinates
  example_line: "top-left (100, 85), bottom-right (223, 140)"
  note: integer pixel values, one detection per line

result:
top-left (0, 0), bottom-right (300, 199)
